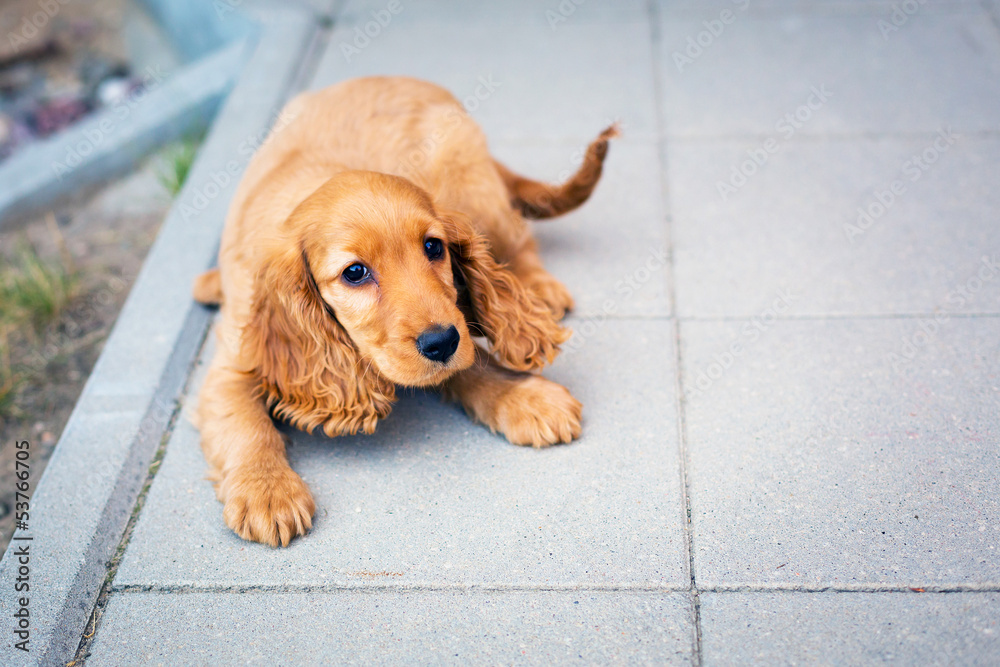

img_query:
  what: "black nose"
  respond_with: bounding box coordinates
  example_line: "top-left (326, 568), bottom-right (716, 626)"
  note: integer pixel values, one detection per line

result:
top-left (416, 325), bottom-right (460, 363)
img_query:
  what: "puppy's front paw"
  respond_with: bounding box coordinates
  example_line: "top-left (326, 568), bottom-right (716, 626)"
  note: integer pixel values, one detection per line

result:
top-left (494, 376), bottom-right (582, 447)
top-left (527, 275), bottom-right (574, 319)
top-left (218, 464), bottom-right (316, 547)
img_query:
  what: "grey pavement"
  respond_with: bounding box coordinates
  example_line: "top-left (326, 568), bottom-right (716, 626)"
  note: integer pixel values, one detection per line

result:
top-left (5, 0), bottom-right (1000, 664)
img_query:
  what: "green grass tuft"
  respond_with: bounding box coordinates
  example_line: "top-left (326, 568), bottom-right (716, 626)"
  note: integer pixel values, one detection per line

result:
top-left (0, 331), bottom-right (21, 420)
top-left (157, 138), bottom-right (201, 197)
top-left (0, 244), bottom-right (78, 332)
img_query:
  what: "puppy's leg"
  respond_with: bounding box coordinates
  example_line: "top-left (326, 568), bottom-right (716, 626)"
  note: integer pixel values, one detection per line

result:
top-left (507, 235), bottom-right (574, 319)
top-left (197, 355), bottom-right (315, 547)
top-left (192, 268), bottom-right (223, 306)
top-left (444, 347), bottom-right (581, 447)
top-left (491, 125), bottom-right (619, 318)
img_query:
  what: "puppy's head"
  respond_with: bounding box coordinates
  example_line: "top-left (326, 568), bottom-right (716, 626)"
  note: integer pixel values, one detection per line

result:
top-left (242, 171), bottom-right (568, 436)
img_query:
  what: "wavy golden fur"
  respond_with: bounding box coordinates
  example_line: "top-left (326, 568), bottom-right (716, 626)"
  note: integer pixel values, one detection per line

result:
top-left (194, 76), bottom-right (614, 546)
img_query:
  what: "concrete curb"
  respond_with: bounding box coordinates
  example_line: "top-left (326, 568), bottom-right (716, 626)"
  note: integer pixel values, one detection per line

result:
top-left (0, 0), bottom-right (258, 230)
top-left (138, 0), bottom-right (254, 62)
top-left (0, 3), bottom-right (322, 664)
top-left (0, 42), bottom-right (247, 230)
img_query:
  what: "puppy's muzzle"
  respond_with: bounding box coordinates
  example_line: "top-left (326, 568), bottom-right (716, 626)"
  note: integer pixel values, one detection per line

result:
top-left (416, 325), bottom-right (460, 363)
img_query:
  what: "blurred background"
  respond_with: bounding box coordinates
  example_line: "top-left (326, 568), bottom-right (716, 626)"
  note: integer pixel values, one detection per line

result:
top-left (0, 1), bottom-right (998, 662)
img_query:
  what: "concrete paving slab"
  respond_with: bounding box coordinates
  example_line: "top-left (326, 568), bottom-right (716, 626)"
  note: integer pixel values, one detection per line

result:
top-left (669, 136), bottom-right (1000, 318)
top-left (681, 317), bottom-right (1000, 589)
top-left (659, 0), bottom-right (982, 16)
top-left (87, 591), bottom-right (695, 665)
top-left (115, 319), bottom-right (687, 589)
top-left (701, 592), bottom-right (1000, 665)
top-left (656, 7), bottom-right (1000, 136)
top-left (311, 18), bottom-right (657, 141)
top-left (490, 140), bottom-right (670, 318)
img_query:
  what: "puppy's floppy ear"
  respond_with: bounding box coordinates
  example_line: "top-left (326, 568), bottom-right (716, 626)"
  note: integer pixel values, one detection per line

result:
top-left (240, 242), bottom-right (395, 436)
top-left (441, 211), bottom-right (569, 372)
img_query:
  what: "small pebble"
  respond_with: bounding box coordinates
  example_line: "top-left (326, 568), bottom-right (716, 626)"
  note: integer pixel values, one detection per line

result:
top-left (96, 77), bottom-right (131, 107)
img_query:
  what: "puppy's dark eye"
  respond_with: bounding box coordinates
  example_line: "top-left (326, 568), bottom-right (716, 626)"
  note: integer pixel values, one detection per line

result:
top-left (342, 263), bottom-right (369, 284)
top-left (424, 237), bottom-right (444, 261)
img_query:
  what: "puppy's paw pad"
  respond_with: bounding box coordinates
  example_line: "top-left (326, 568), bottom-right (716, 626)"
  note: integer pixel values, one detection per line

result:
top-left (219, 465), bottom-right (316, 547)
top-left (495, 376), bottom-right (582, 447)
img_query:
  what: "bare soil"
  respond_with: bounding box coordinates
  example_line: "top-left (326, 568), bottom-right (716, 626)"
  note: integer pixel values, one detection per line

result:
top-left (0, 161), bottom-right (171, 554)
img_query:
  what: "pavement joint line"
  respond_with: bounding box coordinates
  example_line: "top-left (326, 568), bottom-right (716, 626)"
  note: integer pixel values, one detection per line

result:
top-left (567, 313), bottom-right (674, 321)
top-left (472, 130), bottom-right (1000, 147)
top-left (666, 129), bottom-right (1000, 143)
top-left (661, 3), bottom-right (985, 19)
top-left (110, 583), bottom-right (697, 594)
top-left (106, 583), bottom-right (1000, 595)
top-left (691, 584), bottom-right (1000, 594)
top-left (646, 0), bottom-right (703, 665)
top-left (570, 313), bottom-right (1000, 323)
top-left (984, 0), bottom-right (1000, 37)
top-left (69, 313), bottom-right (208, 664)
top-left (35, 300), bottom-right (214, 666)
top-left (566, 313), bottom-right (1000, 322)
top-left (489, 136), bottom-right (668, 147)
top-left (284, 12), bottom-right (335, 101)
top-left (679, 312), bottom-right (1000, 322)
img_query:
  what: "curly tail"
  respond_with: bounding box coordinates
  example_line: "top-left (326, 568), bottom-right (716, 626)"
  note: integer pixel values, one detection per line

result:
top-left (493, 124), bottom-right (619, 220)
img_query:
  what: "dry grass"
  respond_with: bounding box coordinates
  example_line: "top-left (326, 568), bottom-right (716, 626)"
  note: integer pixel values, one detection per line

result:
top-left (0, 330), bottom-right (19, 418)
top-left (0, 241), bottom-right (78, 419)
top-left (1, 244), bottom-right (77, 327)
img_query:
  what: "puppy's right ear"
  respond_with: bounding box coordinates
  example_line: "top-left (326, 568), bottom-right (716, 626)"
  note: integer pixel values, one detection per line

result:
top-left (441, 212), bottom-right (569, 372)
top-left (240, 243), bottom-right (395, 436)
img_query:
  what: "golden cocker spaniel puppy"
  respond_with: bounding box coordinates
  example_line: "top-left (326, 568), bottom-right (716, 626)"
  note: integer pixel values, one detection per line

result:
top-left (192, 76), bottom-right (615, 547)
